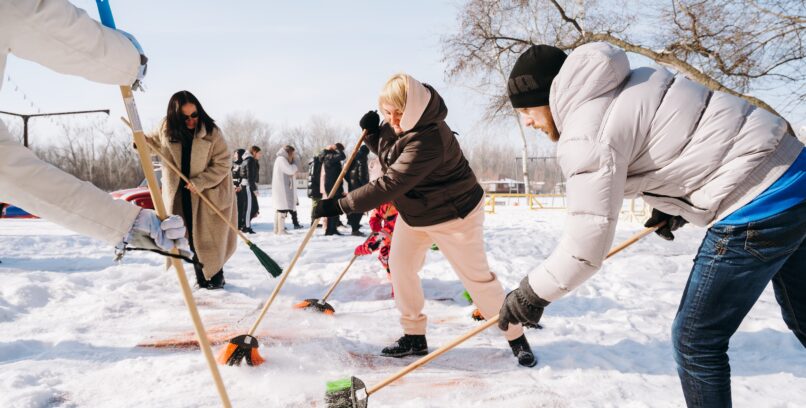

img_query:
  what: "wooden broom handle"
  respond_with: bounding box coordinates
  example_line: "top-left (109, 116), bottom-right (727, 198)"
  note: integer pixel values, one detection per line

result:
top-left (366, 223), bottom-right (662, 396)
top-left (118, 87), bottom-right (232, 408)
top-left (320, 255), bottom-right (358, 303)
top-left (319, 205), bottom-right (394, 303)
top-left (248, 130), bottom-right (369, 335)
top-left (121, 117), bottom-right (252, 246)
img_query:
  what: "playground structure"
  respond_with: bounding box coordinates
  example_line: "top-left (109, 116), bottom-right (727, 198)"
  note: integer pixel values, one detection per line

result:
top-left (481, 155), bottom-right (651, 222)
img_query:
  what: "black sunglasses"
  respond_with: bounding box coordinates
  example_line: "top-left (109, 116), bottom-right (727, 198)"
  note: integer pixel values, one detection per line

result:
top-left (182, 111), bottom-right (199, 120)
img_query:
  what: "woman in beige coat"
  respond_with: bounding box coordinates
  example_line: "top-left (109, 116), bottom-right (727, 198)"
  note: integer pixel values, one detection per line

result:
top-left (148, 91), bottom-right (237, 289)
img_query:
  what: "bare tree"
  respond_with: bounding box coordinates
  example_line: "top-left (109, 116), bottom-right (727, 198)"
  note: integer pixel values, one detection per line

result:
top-left (444, 0), bottom-right (805, 128)
top-left (33, 122), bottom-right (143, 191)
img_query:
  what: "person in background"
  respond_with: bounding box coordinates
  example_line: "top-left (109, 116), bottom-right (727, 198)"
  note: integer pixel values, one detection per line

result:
top-left (271, 145), bottom-right (302, 233)
top-left (319, 143), bottom-right (346, 236)
top-left (146, 90), bottom-right (237, 290)
top-left (232, 148), bottom-right (246, 230)
top-left (240, 145), bottom-right (262, 234)
top-left (346, 145), bottom-right (371, 236)
top-left (0, 0), bottom-right (188, 267)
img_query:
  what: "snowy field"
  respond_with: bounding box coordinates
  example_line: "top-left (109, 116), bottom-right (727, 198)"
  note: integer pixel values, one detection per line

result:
top-left (1, 190), bottom-right (804, 408)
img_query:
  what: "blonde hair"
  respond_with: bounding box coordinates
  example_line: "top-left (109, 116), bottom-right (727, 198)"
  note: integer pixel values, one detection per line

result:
top-left (379, 73), bottom-right (408, 112)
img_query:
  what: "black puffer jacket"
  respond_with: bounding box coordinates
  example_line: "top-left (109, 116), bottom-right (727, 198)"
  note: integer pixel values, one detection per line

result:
top-left (347, 145), bottom-right (370, 192)
top-left (320, 148), bottom-right (346, 198)
top-left (340, 84), bottom-right (483, 227)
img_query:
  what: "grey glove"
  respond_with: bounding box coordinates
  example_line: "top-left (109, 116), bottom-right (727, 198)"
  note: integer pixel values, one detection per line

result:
top-left (644, 209), bottom-right (688, 241)
top-left (499, 277), bottom-right (551, 331)
top-left (125, 209), bottom-right (192, 259)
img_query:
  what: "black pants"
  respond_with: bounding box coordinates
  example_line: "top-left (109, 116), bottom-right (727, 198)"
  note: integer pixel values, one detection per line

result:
top-left (240, 185), bottom-right (259, 229)
top-left (278, 209), bottom-right (301, 226)
top-left (235, 187), bottom-right (247, 229)
top-left (347, 212), bottom-right (364, 232)
top-left (325, 216), bottom-right (340, 234)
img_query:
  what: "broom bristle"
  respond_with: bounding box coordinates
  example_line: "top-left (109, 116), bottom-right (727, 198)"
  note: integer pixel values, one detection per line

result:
top-left (293, 300), bottom-right (312, 309)
top-left (248, 348), bottom-right (265, 366)
top-left (216, 343), bottom-right (239, 365)
top-left (325, 378), bottom-right (353, 408)
top-left (249, 242), bottom-right (283, 277)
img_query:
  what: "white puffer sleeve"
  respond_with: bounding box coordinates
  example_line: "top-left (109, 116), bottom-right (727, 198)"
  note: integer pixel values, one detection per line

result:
top-left (0, 121), bottom-right (141, 244)
top-left (528, 138), bottom-right (628, 301)
top-left (4, 0), bottom-right (140, 86)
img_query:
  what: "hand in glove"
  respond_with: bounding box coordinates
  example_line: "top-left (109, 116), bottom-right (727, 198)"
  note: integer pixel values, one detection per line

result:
top-left (378, 243), bottom-right (391, 270)
top-left (359, 110), bottom-right (380, 134)
top-left (312, 198), bottom-right (344, 219)
top-left (368, 214), bottom-right (383, 233)
top-left (644, 209), bottom-right (688, 241)
top-left (125, 209), bottom-right (192, 258)
top-left (355, 233), bottom-right (381, 256)
top-left (498, 277), bottom-right (551, 331)
top-left (117, 30), bottom-right (148, 91)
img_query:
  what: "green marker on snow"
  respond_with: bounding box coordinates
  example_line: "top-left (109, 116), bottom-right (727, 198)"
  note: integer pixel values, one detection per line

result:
top-left (462, 289), bottom-right (473, 303)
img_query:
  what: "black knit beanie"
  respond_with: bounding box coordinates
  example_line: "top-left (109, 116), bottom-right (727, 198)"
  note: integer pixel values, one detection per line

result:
top-left (508, 45), bottom-right (568, 108)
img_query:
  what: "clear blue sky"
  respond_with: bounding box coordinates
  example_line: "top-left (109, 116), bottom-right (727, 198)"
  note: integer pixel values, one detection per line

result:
top-left (1, 0), bottom-right (801, 148)
top-left (1, 0), bottom-right (519, 147)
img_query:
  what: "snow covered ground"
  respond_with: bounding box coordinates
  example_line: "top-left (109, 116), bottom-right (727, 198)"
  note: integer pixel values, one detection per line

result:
top-left (1, 190), bottom-right (804, 408)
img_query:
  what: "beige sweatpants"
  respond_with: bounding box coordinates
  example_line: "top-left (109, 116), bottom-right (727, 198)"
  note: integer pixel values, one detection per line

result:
top-left (388, 202), bottom-right (523, 341)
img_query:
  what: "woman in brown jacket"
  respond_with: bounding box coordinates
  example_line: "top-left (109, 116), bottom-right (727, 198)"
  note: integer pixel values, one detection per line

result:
top-left (313, 73), bottom-right (536, 367)
top-left (148, 91), bottom-right (237, 289)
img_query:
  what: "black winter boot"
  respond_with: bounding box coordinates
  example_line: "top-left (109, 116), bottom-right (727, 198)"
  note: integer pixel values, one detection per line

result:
top-left (206, 270), bottom-right (226, 290)
top-left (381, 334), bottom-right (428, 358)
top-left (193, 261), bottom-right (208, 289)
top-left (508, 334), bottom-right (537, 367)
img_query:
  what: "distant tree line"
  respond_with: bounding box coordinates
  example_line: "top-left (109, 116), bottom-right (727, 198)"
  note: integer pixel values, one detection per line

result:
top-left (3, 112), bottom-right (561, 192)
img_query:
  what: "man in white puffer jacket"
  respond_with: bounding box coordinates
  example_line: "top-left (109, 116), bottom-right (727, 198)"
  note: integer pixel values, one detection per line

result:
top-left (499, 42), bottom-right (805, 407)
top-left (0, 0), bottom-right (189, 258)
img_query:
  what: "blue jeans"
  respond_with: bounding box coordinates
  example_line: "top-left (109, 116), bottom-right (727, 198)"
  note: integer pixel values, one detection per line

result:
top-left (672, 200), bottom-right (806, 407)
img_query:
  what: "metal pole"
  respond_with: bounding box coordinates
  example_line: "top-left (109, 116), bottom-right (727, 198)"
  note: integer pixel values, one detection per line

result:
top-left (23, 116), bottom-right (29, 148)
top-left (0, 110), bottom-right (110, 148)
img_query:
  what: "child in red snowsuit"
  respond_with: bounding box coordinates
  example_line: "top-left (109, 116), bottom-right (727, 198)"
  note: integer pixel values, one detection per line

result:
top-left (354, 202), bottom-right (397, 281)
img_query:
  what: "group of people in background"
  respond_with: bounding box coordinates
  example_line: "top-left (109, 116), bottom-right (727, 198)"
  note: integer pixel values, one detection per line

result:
top-left (306, 142), bottom-right (372, 236)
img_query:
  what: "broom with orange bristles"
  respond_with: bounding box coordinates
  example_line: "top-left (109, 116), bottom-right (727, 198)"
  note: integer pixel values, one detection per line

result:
top-left (293, 204), bottom-right (395, 314)
top-left (217, 130), bottom-right (369, 366)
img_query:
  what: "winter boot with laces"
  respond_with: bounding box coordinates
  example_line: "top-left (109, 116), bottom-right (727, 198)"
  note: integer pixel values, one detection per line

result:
top-left (508, 334), bottom-right (537, 367)
top-left (381, 334), bottom-right (428, 358)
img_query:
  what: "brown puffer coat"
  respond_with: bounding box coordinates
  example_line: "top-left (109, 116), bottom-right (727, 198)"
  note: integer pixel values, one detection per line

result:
top-left (149, 120), bottom-right (238, 279)
top-left (339, 78), bottom-right (483, 227)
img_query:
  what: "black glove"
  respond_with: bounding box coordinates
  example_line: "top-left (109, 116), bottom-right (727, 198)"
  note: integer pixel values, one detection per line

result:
top-left (499, 277), bottom-right (551, 331)
top-left (359, 110), bottom-right (380, 134)
top-left (312, 198), bottom-right (344, 219)
top-left (644, 209), bottom-right (688, 241)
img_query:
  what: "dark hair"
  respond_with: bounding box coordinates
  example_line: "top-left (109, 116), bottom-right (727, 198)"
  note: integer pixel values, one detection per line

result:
top-left (234, 148), bottom-right (245, 164)
top-left (335, 143), bottom-right (345, 151)
top-left (250, 145), bottom-right (261, 154)
top-left (283, 145), bottom-right (295, 153)
top-left (165, 90), bottom-right (216, 142)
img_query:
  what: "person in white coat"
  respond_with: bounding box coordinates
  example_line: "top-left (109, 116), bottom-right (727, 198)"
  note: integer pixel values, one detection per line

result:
top-left (0, 0), bottom-right (189, 260)
top-left (271, 145), bottom-right (301, 233)
top-left (499, 43), bottom-right (806, 407)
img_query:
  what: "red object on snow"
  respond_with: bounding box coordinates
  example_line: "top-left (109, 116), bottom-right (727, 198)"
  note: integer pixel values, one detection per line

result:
top-left (109, 186), bottom-right (154, 210)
